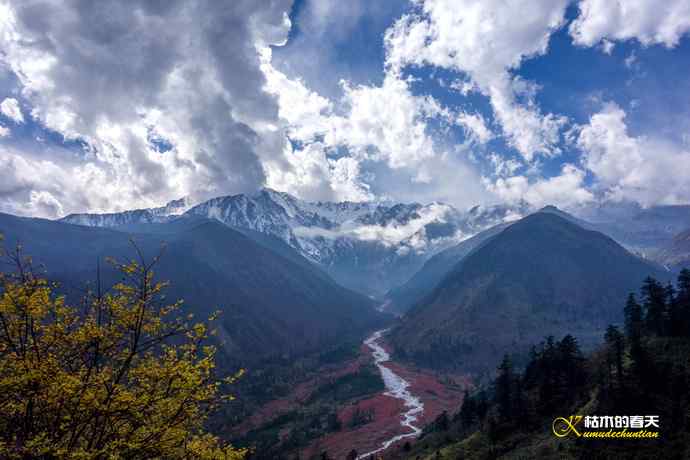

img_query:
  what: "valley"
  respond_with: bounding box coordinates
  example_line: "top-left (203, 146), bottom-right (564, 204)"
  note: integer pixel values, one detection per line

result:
top-left (358, 329), bottom-right (424, 458)
top-left (225, 328), bottom-right (467, 459)
top-left (3, 3), bottom-right (690, 458)
top-left (2, 192), bottom-right (689, 458)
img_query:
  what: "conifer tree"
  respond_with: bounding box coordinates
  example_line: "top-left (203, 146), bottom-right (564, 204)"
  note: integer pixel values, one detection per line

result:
top-left (641, 277), bottom-right (666, 335)
top-left (623, 291), bottom-right (649, 386)
top-left (604, 325), bottom-right (624, 388)
top-left (495, 354), bottom-right (514, 421)
top-left (666, 282), bottom-right (683, 336)
top-left (624, 293), bottom-right (643, 341)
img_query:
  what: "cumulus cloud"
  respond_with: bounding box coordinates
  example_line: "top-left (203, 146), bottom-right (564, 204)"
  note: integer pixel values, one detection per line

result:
top-left (485, 164), bottom-right (594, 209)
top-left (0, 0), bottom-right (492, 216)
top-left (576, 102), bottom-right (690, 205)
top-left (0, 0), bottom-right (685, 218)
top-left (327, 76), bottom-right (442, 170)
top-left (0, 97), bottom-right (22, 123)
top-left (265, 141), bottom-right (374, 203)
top-left (570, 0), bottom-right (690, 48)
top-left (0, 0), bottom-right (294, 217)
top-left (0, 148), bottom-right (75, 216)
top-left (384, 0), bottom-right (570, 161)
top-left (262, 42), bottom-right (489, 207)
top-left (486, 102), bottom-right (690, 209)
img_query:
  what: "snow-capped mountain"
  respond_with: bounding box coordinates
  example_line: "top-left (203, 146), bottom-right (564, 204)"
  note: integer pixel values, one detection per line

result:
top-left (62, 197), bottom-right (194, 228)
top-left (59, 189), bottom-right (529, 297)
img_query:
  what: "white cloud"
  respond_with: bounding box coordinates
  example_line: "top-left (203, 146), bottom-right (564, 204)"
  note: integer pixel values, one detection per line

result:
top-left (293, 202), bottom-right (456, 252)
top-left (260, 47), bottom-right (333, 141)
top-left (488, 152), bottom-right (521, 178)
top-left (0, 0), bottom-right (294, 217)
top-left (0, 97), bottom-right (22, 123)
top-left (1, 0), bottom-right (683, 218)
top-left (456, 111), bottom-right (493, 144)
top-left (448, 78), bottom-right (477, 96)
top-left (265, 141), bottom-right (374, 203)
top-left (577, 102), bottom-right (690, 206)
top-left (570, 0), bottom-right (690, 48)
top-left (625, 51), bottom-right (638, 69)
top-left (328, 75), bottom-right (443, 169)
top-left (384, 0), bottom-right (570, 161)
top-left (600, 39), bottom-right (615, 55)
top-left (485, 164), bottom-right (593, 209)
top-left (261, 44), bottom-right (489, 207)
top-left (0, 149), bottom-right (75, 217)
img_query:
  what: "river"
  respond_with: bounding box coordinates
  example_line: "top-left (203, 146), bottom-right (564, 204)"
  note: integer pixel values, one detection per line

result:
top-left (357, 329), bottom-right (424, 459)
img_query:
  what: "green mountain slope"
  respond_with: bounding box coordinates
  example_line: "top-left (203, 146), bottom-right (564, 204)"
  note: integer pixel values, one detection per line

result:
top-left (390, 212), bottom-right (666, 372)
top-left (385, 222), bottom-right (510, 314)
top-left (0, 213), bottom-right (385, 363)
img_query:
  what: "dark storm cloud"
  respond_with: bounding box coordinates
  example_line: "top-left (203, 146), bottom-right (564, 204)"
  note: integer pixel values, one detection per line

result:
top-left (0, 0), bottom-right (293, 215)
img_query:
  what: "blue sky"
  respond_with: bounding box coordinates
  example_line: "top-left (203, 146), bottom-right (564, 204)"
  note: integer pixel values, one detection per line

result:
top-left (0, 0), bottom-right (689, 217)
top-left (274, 0), bottom-right (690, 192)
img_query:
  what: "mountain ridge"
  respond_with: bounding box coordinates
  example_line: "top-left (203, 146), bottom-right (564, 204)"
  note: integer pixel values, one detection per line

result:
top-left (390, 211), bottom-right (668, 372)
top-left (0, 212), bottom-right (385, 363)
top-left (61, 188), bottom-right (527, 297)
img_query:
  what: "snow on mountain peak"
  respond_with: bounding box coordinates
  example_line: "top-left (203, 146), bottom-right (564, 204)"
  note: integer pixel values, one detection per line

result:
top-left (57, 188), bottom-right (530, 297)
top-left (60, 196), bottom-right (195, 227)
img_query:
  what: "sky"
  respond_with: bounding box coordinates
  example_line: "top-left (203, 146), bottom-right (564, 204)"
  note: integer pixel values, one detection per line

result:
top-left (0, 0), bottom-right (689, 218)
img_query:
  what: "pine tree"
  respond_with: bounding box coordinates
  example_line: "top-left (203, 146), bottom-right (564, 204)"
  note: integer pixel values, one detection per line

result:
top-left (495, 354), bottom-right (514, 421)
top-left (604, 325), bottom-right (624, 388)
top-left (665, 282), bottom-right (682, 336)
top-left (535, 337), bottom-right (557, 414)
top-left (556, 335), bottom-right (586, 403)
top-left (625, 294), bottom-right (649, 385)
top-left (641, 277), bottom-right (667, 335)
top-left (624, 293), bottom-right (643, 340)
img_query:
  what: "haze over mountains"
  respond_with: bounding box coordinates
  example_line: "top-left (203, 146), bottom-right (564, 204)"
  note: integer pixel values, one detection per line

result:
top-left (0, 212), bottom-right (385, 363)
top-left (62, 188), bottom-right (527, 298)
top-left (4, 190), bottom-right (690, 376)
top-left (61, 189), bottom-right (690, 305)
top-left (655, 228), bottom-right (690, 271)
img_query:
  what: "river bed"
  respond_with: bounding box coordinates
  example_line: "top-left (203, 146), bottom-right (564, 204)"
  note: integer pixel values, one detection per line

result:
top-left (358, 329), bottom-right (424, 459)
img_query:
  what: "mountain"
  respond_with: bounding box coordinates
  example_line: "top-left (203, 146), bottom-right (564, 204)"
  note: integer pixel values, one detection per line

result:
top-left (62, 197), bottom-right (194, 227)
top-left (574, 201), bottom-right (690, 258)
top-left (384, 206), bottom-right (587, 314)
top-left (59, 189), bottom-right (529, 298)
top-left (654, 227), bottom-right (690, 271)
top-left (0, 212), bottom-right (385, 363)
top-left (384, 222), bottom-right (510, 314)
top-left (389, 211), bottom-right (667, 373)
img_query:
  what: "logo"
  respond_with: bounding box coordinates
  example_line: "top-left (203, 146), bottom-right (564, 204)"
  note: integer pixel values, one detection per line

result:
top-left (552, 416), bottom-right (583, 437)
top-left (552, 415), bottom-right (660, 439)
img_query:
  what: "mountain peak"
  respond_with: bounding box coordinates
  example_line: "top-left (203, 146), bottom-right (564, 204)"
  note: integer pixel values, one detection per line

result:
top-left (58, 189), bottom-right (531, 297)
top-left (538, 204), bottom-right (560, 212)
top-left (391, 209), bottom-right (667, 372)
